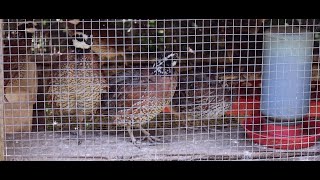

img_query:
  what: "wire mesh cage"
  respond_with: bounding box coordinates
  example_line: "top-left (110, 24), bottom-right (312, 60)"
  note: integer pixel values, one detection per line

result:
top-left (1, 19), bottom-right (320, 161)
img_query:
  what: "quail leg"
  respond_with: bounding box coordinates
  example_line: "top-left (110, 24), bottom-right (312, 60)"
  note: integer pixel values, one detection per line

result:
top-left (125, 125), bottom-right (141, 147)
top-left (77, 116), bottom-right (84, 145)
top-left (140, 127), bottom-right (161, 143)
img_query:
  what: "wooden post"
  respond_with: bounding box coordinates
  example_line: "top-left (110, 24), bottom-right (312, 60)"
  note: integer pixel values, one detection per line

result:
top-left (0, 19), bottom-right (5, 161)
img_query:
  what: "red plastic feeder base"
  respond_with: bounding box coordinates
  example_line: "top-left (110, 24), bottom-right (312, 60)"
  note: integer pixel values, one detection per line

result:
top-left (261, 121), bottom-right (303, 137)
top-left (243, 116), bottom-right (320, 150)
top-left (226, 80), bottom-right (320, 149)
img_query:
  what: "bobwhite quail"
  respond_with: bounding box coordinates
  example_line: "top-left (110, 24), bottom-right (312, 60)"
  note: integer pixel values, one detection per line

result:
top-left (174, 70), bottom-right (240, 129)
top-left (47, 32), bottom-right (109, 144)
top-left (106, 53), bottom-right (178, 145)
top-left (61, 19), bottom-right (128, 62)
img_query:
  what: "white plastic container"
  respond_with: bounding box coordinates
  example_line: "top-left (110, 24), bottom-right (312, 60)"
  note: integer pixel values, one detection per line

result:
top-left (261, 26), bottom-right (314, 122)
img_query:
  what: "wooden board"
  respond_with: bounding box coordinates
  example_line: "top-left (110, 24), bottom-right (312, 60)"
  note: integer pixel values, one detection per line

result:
top-left (3, 60), bottom-right (38, 133)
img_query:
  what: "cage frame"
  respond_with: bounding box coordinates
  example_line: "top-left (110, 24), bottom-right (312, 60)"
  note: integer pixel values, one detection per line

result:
top-left (0, 19), bottom-right (320, 161)
top-left (0, 19), bottom-right (5, 161)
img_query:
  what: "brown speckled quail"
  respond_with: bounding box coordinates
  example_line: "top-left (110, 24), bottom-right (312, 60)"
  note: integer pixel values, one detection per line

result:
top-left (174, 68), bottom-right (240, 129)
top-left (106, 53), bottom-right (178, 145)
top-left (47, 32), bottom-right (108, 144)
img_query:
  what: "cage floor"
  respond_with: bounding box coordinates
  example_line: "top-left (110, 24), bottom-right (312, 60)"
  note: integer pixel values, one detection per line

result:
top-left (4, 127), bottom-right (320, 161)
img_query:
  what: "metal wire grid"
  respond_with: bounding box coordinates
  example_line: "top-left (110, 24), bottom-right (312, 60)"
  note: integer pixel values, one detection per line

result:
top-left (0, 19), bottom-right (319, 161)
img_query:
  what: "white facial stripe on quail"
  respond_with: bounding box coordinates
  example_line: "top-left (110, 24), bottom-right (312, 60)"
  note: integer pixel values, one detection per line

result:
top-left (152, 53), bottom-right (178, 75)
top-left (171, 60), bottom-right (177, 67)
top-left (26, 28), bottom-right (37, 33)
top-left (68, 19), bottom-right (80, 25)
top-left (164, 53), bottom-right (177, 60)
top-left (72, 39), bottom-right (91, 49)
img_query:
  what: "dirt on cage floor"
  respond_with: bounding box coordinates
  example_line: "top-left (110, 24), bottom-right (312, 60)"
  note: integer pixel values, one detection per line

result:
top-left (4, 127), bottom-right (320, 161)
